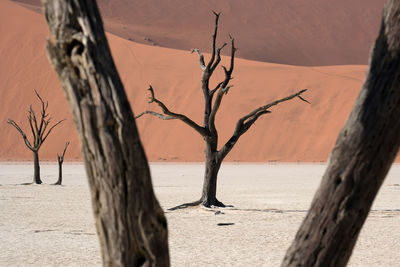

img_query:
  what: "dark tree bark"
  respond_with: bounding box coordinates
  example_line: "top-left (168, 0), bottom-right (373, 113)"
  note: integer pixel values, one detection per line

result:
top-left (33, 151), bottom-right (40, 184)
top-left (43, 0), bottom-right (169, 266)
top-left (54, 141), bottom-right (69, 185)
top-left (7, 91), bottom-right (64, 184)
top-left (137, 13), bottom-right (309, 208)
top-left (282, 1), bottom-right (400, 266)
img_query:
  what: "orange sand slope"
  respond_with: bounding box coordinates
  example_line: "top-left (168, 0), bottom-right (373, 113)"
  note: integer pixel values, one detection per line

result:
top-left (14, 0), bottom-right (385, 66)
top-left (1, 0), bottom-right (368, 162)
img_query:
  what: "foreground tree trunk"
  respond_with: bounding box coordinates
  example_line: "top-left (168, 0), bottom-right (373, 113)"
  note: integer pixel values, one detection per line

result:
top-left (33, 151), bottom-right (41, 184)
top-left (43, 1), bottom-right (169, 266)
top-left (137, 13), bottom-right (309, 208)
top-left (282, 1), bottom-right (400, 266)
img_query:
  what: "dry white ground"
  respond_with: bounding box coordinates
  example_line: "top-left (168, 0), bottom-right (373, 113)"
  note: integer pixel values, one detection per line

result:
top-left (0, 163), bottom-right (399, 266)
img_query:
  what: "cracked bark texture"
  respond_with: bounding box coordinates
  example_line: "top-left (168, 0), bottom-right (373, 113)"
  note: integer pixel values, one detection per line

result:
top-left (282, 1), bottom-right (400, 266)
top-left (42, 0), bottom-right (169, 266)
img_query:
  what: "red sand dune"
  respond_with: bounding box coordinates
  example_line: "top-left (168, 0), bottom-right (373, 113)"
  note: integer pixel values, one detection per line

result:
top-left (13, 0), bottom-right (386, 66)
top-left (0, 0), bottom-right (373, 162)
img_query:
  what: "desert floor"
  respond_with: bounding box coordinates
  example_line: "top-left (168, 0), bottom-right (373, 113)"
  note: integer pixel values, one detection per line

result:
top-left (0, 163), bottom-right (399, 266)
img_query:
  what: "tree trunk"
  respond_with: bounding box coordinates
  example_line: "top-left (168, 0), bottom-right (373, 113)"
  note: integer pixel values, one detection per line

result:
top-left (43, 1), bottom-right (170, 266)
top-left (33, 151), bottom-right (42, 184)
top-left (55, 160), bottom-right (62, 185)
top-left (282, 2), bottom-right (400, 266)
top-left (201, 143), bottom-right (224, 207)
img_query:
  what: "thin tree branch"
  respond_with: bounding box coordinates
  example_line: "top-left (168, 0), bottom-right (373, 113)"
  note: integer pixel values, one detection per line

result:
top-left (135, 111), bottom-right (175, 120)
top-left (27, 112), bottom-right (37, 142)
top-left (218, 89), bottom-right (309, 159)
top-left (210, 42), bottom-right (227, 74)
top-left (242, 89), bottom-right (308, 122)
top-left (139, 86), bottom-right (206, 136)
top-left (210, 81), bottom-right (224, 96)
top-left (208, 36), bottom-right (237, 135)
top-left (34, 89), bottom-right (48, 134)
top-left (58, 141), bottom-right (70, 163)
top-left (29, 105), bottom-right (39, 136)
top-left (191, 48), bottom-right (206, 70)
top-left (7, 119), bottom-right (34, 150)
top-left (62, 141), bottom-right (70, 158)
top-left (206, 11), bottom-right (221, 71)
top-left (209, 85), bottom-right (233, 135)
top-left (42, 119), bottom-right (65, 143)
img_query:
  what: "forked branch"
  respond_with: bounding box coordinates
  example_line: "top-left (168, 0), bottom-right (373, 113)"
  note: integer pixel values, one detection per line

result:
top-left (219, 89), bottom-right (309, 159)
top-left (58, 141), bottom-right (70, 163)
top-left (136, 86), bottom-right (206, 136)
top-left (209, 36), bottom-right (237, 134)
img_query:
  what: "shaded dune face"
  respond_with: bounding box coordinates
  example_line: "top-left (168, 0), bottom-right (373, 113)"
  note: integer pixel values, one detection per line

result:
top-left (13, 0), bottom-right (385, 66)
top-left (0, 0), bottom-right (379, 162)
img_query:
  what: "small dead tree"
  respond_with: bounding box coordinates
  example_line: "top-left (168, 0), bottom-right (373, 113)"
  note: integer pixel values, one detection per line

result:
top-left (43, 0), bottom-right (170, 265)
top-left (7, 90), bottom-right (64, 184)
top-left (54, 141), bottom-right (69, 185)
top-left (282, 1), bottom-right (400, 266)
top-left (137, 12), bottom-right (309, 208)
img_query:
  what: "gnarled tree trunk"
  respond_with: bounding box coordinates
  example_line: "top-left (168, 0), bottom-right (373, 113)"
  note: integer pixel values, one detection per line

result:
top-left (282, 1), bottom-right (400, 266)
top-left (43, 0), bottom-right (169, 266)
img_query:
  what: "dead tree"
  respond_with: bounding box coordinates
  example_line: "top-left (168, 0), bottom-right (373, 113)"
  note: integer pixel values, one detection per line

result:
top-left (54, 141), bottom-right (69, 185)
top-left (282, 1), bottom-right (400, 266)
top-left (43, 0), bottom-right (169, 266)
top-left (137, 12), bottom-right (309, 208)
top-left (7, 90), bottom-right (64, 184)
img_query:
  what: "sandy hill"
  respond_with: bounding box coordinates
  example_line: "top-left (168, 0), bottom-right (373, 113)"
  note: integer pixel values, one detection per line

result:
top-left (0, 0), bottom-right (370, 162)
top-left (13, 0), bottom-right (386, 66)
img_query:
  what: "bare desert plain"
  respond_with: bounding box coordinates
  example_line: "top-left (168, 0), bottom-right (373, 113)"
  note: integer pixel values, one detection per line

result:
top-left (0, 163), bottom-right (399, 266)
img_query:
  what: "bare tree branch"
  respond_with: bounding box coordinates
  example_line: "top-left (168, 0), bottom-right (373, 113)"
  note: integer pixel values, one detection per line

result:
top-left (62, 141), bottom-right (70, 158)
top-left (210, 81), bottom-right (224, 96)
top-left (34, 89), bottom-right (48, 134)
top-left (191, 48), bottom-right (206, 70)
top-left (219, 89), bottom-right (309, 159)
top-left (7, 119), bottom-right (34, 150)
top-left (209, 36), bottom-right (237, 135)
top-left (136, 110), bottom-right (175, 120)
top-left (27, 112), bottom-right (37, 142)
top-left (241, 89), bottom-right (308, 122)
top-left (138, 86), bottom-right (206, 136)
top-left (206, 11), bottom-right (221, 71)
top-left (58, 141), bottom-right (70, 162)
top-left (210, 42), bottom-right (227, 74)
top-left (42, 119), bottom-right (65, 143)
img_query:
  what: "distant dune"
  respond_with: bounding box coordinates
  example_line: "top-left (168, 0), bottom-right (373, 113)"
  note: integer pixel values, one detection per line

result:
top-left (1, 0), bottom-right (371, 162)
top-left (12, 0), bottom-right (386, 66)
